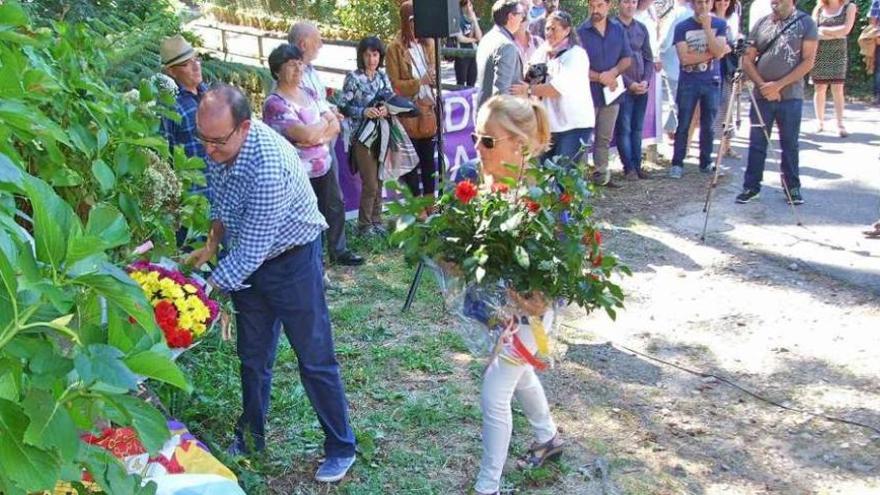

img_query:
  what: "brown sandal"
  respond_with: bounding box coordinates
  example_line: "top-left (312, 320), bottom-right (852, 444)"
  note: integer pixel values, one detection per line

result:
top-left (515, 434), bottom-right (564, 469)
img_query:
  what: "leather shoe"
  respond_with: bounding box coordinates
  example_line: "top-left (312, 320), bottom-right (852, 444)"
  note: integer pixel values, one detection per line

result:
top-left (332, 251), bottom-right (365, 266)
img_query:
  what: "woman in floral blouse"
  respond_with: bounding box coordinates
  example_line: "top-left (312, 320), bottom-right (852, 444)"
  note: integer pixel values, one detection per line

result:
top-left (263, 43), bottom-right (337, 180)
top-left (338, 36), bottom-right (393, 236)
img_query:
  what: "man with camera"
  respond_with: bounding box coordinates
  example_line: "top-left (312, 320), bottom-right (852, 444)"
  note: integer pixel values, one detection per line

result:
top-left (667, 0), bottom-right (730, 179)
top-left (735, 0), bottom-right (817, 205)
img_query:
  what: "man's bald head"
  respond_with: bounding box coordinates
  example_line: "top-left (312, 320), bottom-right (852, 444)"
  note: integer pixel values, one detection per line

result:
top-left (196, 84), bottom-right (252, 164)
top-left (288, 21), bottom-right (323, 63)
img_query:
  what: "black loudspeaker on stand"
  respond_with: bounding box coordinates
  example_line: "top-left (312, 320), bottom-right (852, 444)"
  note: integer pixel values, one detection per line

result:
top-left (402, 0), bottom-right (462, 313)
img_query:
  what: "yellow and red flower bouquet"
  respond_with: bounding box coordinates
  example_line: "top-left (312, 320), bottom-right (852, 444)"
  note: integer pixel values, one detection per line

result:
top-left (127, 261), bottom-right (220, 348)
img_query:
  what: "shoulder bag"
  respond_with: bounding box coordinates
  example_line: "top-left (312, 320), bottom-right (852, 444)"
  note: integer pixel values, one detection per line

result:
top-left (398, 42), bottom-right (438, 140)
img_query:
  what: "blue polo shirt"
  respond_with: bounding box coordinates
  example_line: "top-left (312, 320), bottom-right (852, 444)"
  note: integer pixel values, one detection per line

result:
top-left (673, 16), bottom-right (727, 85)
top-left (577, 18), bottom-right (633, 106)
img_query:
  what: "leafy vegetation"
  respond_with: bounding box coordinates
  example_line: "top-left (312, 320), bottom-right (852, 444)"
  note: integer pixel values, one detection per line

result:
top-left (0, 2), bottom-right (203, 492)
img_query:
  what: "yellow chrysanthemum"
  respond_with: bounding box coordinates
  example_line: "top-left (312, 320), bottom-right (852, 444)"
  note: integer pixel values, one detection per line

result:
top-left (183, 284), bottom-right (198, 294)
top-left (192, 322), bottom-right (207, 336)
top-left (178, 313), bottom-right (195, 331)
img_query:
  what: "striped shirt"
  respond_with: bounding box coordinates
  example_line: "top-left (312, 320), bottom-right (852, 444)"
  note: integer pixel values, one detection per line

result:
top-left (207, 120), bottom-right (327, 292)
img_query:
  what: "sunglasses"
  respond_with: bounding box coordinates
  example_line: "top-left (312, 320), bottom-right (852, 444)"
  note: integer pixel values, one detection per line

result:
top-left (471, 132), bottom-right (514, 149)
top-left (197, 123), bottom-right (241, 146)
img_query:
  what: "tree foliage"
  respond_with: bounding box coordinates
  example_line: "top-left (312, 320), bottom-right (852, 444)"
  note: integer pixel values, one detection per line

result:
top-left (0, 2), bottom-right (200, 492)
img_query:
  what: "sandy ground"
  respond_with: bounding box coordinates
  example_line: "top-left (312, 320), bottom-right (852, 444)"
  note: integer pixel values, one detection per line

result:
top-left (540, 104), bottom-right (880, 494)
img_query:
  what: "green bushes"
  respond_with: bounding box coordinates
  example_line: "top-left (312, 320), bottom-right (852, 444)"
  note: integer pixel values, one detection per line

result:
top-left (202, 58), bottom-right (275, 114)
top-left (0, 4), bottom-right (199, 492)
top-left (208, 0), bottom-right (338, 23)
top-left (335, 0), bottom-right (400, 41)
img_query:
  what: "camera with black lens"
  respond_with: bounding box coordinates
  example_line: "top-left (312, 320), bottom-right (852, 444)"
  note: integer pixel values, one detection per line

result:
top-left (733, 37), bottom-right (751, 57)
top-left (525, 63), bottom-right (548, 85)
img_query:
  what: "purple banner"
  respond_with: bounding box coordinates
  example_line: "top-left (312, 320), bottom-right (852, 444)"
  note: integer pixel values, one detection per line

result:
top-left (338, 87), bottom-right (480, 214)
top-left (337, 84), bottom-right (660, 215)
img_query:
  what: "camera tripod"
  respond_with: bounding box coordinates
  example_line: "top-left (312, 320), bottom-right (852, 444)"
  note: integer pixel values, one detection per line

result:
top-left (699, 54), bottom-right (804, 243)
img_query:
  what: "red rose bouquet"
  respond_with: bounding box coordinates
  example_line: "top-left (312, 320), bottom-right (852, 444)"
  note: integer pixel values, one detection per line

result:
top-left (388, 158), bottom-right (628, 358)
top-left (390, 159), bottom-right (627, 311)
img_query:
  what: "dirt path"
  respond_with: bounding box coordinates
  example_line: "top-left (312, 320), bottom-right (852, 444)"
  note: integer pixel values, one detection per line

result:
top-left (540, 132), bottom-right (880, 493)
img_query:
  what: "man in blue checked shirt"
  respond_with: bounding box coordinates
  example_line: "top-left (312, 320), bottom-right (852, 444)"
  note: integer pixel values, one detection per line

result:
top-left (187, 85), bottom-right (357, 483)
top-left (159, 35), bottom-right (209, 198)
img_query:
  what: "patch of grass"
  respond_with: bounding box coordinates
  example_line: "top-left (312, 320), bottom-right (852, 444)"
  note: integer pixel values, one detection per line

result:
top-left (153, 247), bottom-right (605, 493)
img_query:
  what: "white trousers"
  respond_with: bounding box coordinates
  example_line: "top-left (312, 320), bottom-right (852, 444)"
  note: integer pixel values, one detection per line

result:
top-left (474, 356), bottom-right (557, 494)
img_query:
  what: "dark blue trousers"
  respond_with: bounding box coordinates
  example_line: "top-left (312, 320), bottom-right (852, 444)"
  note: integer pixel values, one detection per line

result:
top-left (672, 82), bottom-right (720, 169)
top-left (743, 98), bottom-right (802, 192)
top-left (543, 127), bottom-right (593, 168)
top-left (230, 238), bottom-right (356, 457)
top-left (874, 49), bottom-right (880, 101)
top-left (615, 92), bottom-right (649, 173)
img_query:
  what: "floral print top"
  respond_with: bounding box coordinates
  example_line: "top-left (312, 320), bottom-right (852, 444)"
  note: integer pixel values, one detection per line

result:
top-left (338, 68), bottom-right (392, 137)
top-left (262, 89), bottom-right (331, 179)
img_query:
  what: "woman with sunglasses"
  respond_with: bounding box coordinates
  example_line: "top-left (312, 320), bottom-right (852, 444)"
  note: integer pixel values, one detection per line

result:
top-left (457, 95), bottom-right (564, 495)
top-left (386, 1), bottom-right (438, 205)
top-left (526, 10), bottom-right (594, 168)
top-left (339, 36), bottom-right (392, 236)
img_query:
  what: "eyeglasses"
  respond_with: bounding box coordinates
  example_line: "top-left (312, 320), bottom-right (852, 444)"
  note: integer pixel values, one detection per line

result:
top-left (197, 123), bottom-right (241, 146)
top-left (471, 132), bottom-right (514, 149)
top-left (172, 56), bottom-right (201, 69)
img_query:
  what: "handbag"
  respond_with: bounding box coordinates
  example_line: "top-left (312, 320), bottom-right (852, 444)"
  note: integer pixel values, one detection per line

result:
top-left (399, 97), bottom-right (437, 139)
top-left (399, 43), bottom-right (438, 140)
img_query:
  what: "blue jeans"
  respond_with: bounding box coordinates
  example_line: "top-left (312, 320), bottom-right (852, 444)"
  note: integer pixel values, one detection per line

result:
top-left (615, 92), bottom-right (649, 173)
top-left (230, 238), bottom-right (356, 457)
top-left (743, 98), bottom-right (802, 192)
top-left (672, 82), bottom-right (720, 169)
top-left (543, 127), bottom-right (593, 168)
top-left (874, 49), bottom-right (880, 100)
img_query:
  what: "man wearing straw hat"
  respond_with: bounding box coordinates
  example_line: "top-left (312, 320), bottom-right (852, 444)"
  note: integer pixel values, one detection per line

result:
top-left (159, 34), bottom-right (210, 198)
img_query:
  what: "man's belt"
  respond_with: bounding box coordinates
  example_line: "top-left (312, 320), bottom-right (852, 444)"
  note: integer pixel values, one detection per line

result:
top-left (268, 242), bottom-right (308, 262)
top-left (682, 60), bottom-right (715, 73)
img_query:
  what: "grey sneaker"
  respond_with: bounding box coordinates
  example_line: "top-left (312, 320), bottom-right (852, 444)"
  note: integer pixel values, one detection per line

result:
top-left (668, 165), bottom-right (684, 179)
top-left (315, 455), bottom-right (356, 483)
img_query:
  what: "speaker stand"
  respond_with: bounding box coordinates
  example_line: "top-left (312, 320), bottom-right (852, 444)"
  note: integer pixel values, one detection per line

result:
top-left (402, 37), bottom-right (446, 314)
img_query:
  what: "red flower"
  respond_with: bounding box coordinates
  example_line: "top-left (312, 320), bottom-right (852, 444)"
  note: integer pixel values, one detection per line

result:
top-left (154, 300), bottom-right (178, 333)
top-left (165, 326), bottom-right (193, 348)
top-left (455, 180), bottom-right (478, 204)
top-left (559, 193), bottom-right (572, 205)
top-left (491, 182), bottom-right (509, 194)
top-left (524, 199), bottom-right (541, 213)
top-left (582, 229), bottom-right (603, 246)
top-left (592, 252), bottom-right (604, 267)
